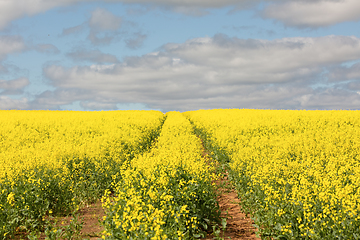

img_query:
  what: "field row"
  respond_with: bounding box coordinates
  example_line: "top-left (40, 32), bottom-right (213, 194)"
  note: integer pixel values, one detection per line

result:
top-left (101, 111), bottom-right (220, 239)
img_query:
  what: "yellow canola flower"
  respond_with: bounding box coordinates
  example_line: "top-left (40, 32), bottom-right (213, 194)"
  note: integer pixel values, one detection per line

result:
top-left (6, 192), bottom-right (15, 206)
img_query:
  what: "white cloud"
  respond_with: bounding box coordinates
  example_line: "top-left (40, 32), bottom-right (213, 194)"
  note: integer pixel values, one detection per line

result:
top-left (262, 0), bottom-right (360, 28)
top-left (41, 34), bottom-right (360, 111)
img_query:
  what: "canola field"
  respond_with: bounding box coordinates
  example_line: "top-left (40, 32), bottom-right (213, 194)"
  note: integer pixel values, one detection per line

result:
top-left (185, 109), bottom-right (360, 240)
top-left (1, 109), bottom-right (360, 239)
top-left (0, 110), bottom-right (165, 239)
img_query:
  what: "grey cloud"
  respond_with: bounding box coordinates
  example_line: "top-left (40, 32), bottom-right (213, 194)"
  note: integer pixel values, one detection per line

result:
top-left (0, 0), bottom-right (75, 30)
top-left (125, 33), bottom-right (147, 49)
top-left (62, 9), bottom-right (143, 47)
top-left (0, 0), bottom-right (210, 30)
top-left (0, 96), bottom-right (29, 109)
top-left (170, 6), bottom-right (209, 16)
top-left (87, 31), bottom-right (121, 45)
top-left (80, 101), bottom-right (117, 110)
top-left (86, 8), bottom-right (123, 45)
top-left (146, 84), bottom-right (311, 111)
top-left (0, 64), bottom-right (7, 74)
top-left (40, 34), bottom-right (360, 111)
top-left (161, 34), bottom-right (360, 81)
top-left (0, 77), bottom-right (30, 95)
top-left (348, 81), bottom-right (360, 91)
top-left (35, 83), bottom-right (360, 112)
top-left (89, 8), bottom-right (122, 31)
top-left (35, 44), bottom-right (60, 54)
top-left (30, 88), bottom-right (92, 110)
top-left (327, 63), bottom-right (360, 82)
top-left (61, 24), bottom-right (86, 36)
top-left (0, 35), bottom-right (26, 60)
top-left (67, 49), bottom-right (119, 63)
top-left (126, 5), bottom-right (158, 15)
top-left (1, 0), bottom-right (360, 30)
top-left (262, 0), bottom-right (360, 28)
top-left (230, 25), bottom-right (276, 38)
top-left (0, 63), bottom-right (29, 79)
top-left (29, 88), bottom-right (124, 110)
top-left (298, 88), bottom-right (360, 109)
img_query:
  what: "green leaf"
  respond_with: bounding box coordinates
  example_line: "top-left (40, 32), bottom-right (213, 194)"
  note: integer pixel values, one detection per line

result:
top-left (221, 218), bottom-right (227, 229)
top-left (202, 222), bottom-right (208, 230)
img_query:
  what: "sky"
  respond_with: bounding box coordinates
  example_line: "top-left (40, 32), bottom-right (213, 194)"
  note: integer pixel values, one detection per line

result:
top-left (1, 0), bottom-right (360, 112)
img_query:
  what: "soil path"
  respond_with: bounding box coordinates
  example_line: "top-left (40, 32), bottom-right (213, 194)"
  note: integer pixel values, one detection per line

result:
top-left (200, 138), bottom-right (260, 240)
top-left (77, 200), bottom-right (105, 239)
top-left (202, 175), bottom-right (260, 240)
top-left (14, 201), bottom-right (105, 239)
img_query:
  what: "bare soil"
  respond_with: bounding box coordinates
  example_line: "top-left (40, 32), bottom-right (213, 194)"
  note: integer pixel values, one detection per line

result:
top-left (202, 176), bottom-right (260, 240)
top-left (200, 138), bottom-right (260, 240)
top-left (77, 200), bottom-right (105, 239)
top-left (13, 201), bottom-right (105, 240)
top-left (50, 200), bottom-right (105, 239)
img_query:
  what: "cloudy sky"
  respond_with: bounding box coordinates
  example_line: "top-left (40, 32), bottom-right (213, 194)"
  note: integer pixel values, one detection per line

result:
top-left (1, 0), bottom-right (360, 111)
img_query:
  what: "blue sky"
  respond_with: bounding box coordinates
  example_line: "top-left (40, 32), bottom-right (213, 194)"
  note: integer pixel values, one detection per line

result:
top-left (1, 0), bottom-right (360, 111)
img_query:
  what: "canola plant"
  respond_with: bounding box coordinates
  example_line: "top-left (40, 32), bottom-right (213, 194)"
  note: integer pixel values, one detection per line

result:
top-left (0, 110), bottom-right (164, 239)
top-left (185, 109), bottom-right (360, 240)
